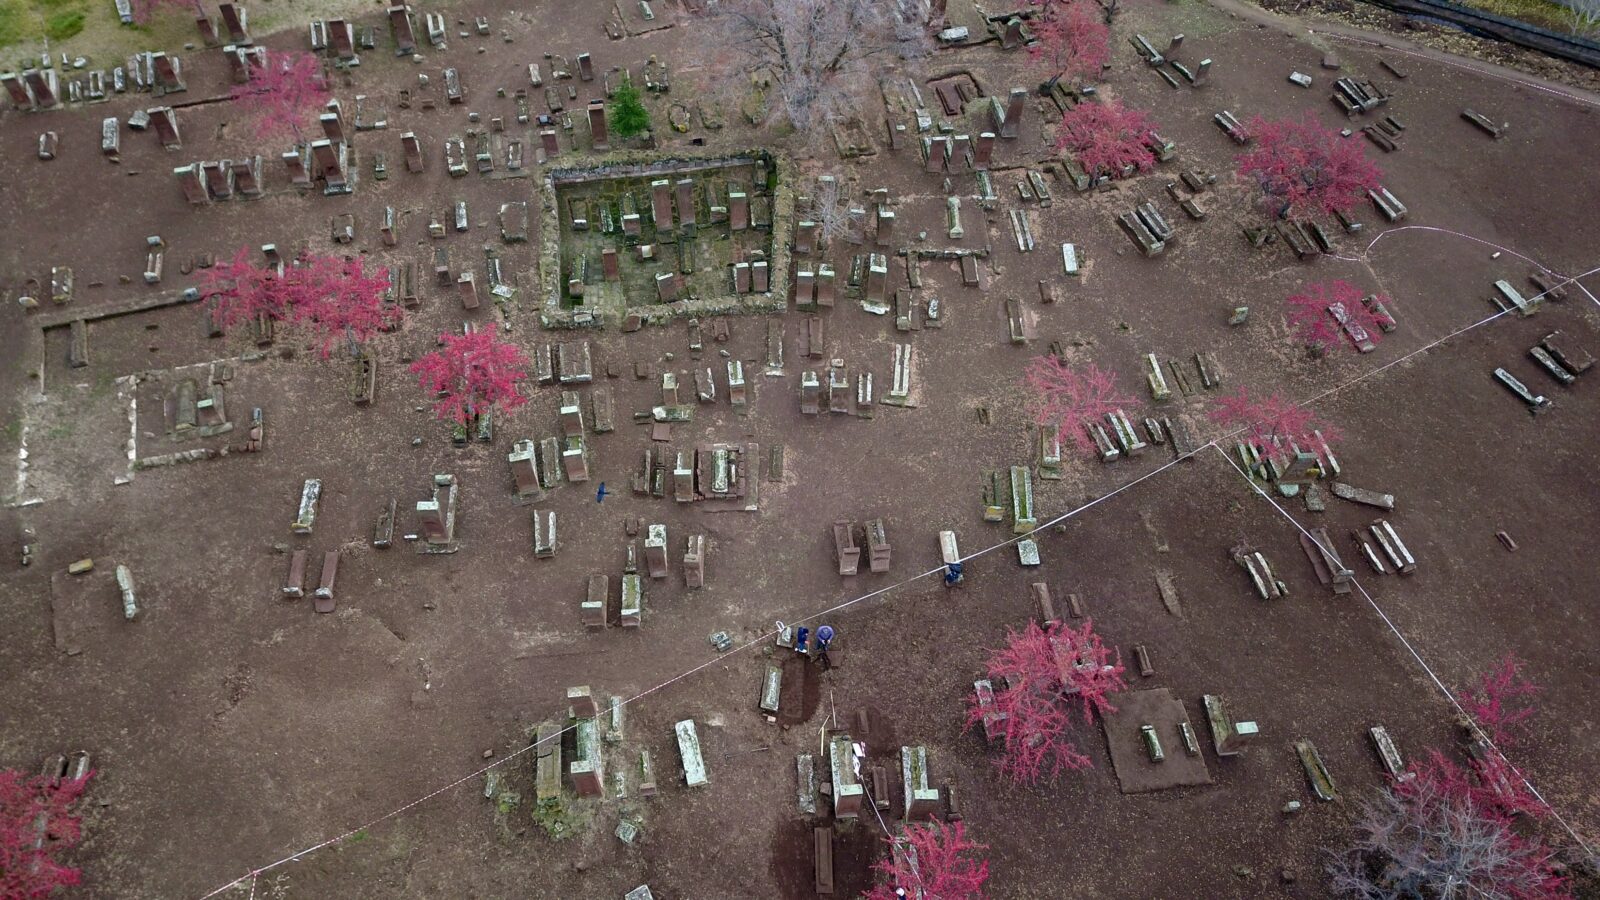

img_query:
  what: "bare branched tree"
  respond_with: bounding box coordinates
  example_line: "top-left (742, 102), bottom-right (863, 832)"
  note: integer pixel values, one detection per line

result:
top-left (810, 175), bottom-right (860, 247)
top-left (1564, 0), bottom-right (1600, 36)
top-left (701, 0), bottom-right (928, 132)
top-left (1327, 753), bottom-right (1568, 899)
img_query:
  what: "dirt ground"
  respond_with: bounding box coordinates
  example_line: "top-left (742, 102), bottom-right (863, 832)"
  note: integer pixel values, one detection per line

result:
top-left (2, 0), bottom-right (1599, 898)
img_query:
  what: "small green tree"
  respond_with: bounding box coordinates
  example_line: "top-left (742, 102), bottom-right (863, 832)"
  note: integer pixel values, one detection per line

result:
top-left (609, 78), bottom-right (651, 141)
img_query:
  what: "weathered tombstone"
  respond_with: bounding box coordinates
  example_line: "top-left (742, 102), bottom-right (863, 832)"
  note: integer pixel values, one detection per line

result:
top-left (866, 519), bottom-right (890, 572)
top-left (655, 272), bottom-right (679, 302)
top-left (150, 53), bottom-right (185, 93)
top-left (313, 551), bottom-right (339, 613)
top-left (147, 106), bottom-right (181, 148)
top-left (620, 573), bottom-right (643, 626)
top-left (292, 479), bottom-right (321, 533)
top-left (1203, 694), bottom-right (1259, 756)
top-left (173, 164), bottom-right (209, 204)
top-left (583, 574), bottom-right (608, 628)
top-left (388, 5), bottom-right (415, 54)
top-left (2, 72), bottom-right (33, 109)
top-left (587, 98), bottom-right (609, 150)
top-left (794, 221), bottom-right (818, 255)
top-left (683, 534), bottom-right (705, 588)
top-left (1000, 16), bottom-right (1024, 49)
top-left (23, 69), bottom-right (60, 108)
top-left (675, 178), bottom-right (696, 229)
top-left (218, 2), bottom-right (249, 43)
top-left (231, 156), bottom-right (262, 198)
top-left (675, 719), bottom-right (708, 787)
top-left (828, 734), bottom-right (862, 817)
top-left (999, 87), bottom-right (1026, 138)
top-left (644, 524), bottom-right (668, 578)
top-left (282, 549), bottom-right (306, 598)
top-left (901, 746), bottom-right (940, 819)
top-left (570, 717), bottom-right (604, 796)
top-left (457, 272), bottom-right (479, 310)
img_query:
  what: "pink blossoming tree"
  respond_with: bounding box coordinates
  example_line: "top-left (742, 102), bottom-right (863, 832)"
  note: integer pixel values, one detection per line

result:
top-left (1023, 357), bottom-right (1136, 455)
top-left (1, 768), bottom-right (92, 899)
top-left (231, 51), bottom-right (329, 141)
top-left (1236, 114), bottom-right (1383, 220)
top-left (201, 248), bottom-right (400, 357)
top-left (1054, 100), bottom-right (1160, 181)
top-left (1284, 280), bottom-right (1395, 355)
top-left (1209, 389), bottom-right (1338, 463)
top-left (863, 820), bottom-right (990, 900)
top-left (1029, 0), bottom-right (1110, 84)
top-left (410, 331), bottom-right (531, 426)
top-left (966, 619), bottom-right (1125, 785)
top-left (1457, 654), bottom-right (1540, 748)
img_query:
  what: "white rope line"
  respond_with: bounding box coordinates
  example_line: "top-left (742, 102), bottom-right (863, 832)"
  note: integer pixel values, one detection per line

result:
top-left (1210, 444), bottom-right (1598, 861)
top-left (1328, 225), bottom-right (1600, 309)
top-left (196, 448), bottom-right (1205, 898)
top-left (196, 243), bottom-right (1597, 899)
top-left (1288, 259), bottom-right (1600, 415)
top-left (1309, 30), bottom-right (1600, 111)
top-left (857, 771), bottom-right (926, 897)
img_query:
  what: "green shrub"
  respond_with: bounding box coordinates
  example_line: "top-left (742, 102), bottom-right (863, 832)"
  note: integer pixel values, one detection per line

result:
top-left (608, 79), bottom-right (651, 140)
top-left (45, 8), bottom-right (82, 39)
top-left (0, 0), bottom-right (37, 46)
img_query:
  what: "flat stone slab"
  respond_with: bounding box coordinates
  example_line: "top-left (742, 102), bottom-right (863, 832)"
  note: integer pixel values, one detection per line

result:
top-left (1102, 688), bottom-right (1212, 793)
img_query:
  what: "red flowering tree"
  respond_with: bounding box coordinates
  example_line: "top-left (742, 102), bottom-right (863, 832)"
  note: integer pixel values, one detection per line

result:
top-left (410, 331), bottom-right (531, 426)
top-left (1209, 389), bottom-right (1338, 463)
top-left (1054, 100), bottom-right (1159, 181)
top-left (1029, 0), bottom-right (1110, 84)
top-left (201, 248), bottom-right (400, 357)
top-left (1458, 654), bottom-right (1540, 748)
top-left (965, 619), bottom-right (1125, 785)
top-left (1328, 751), bottom-right (1567, 899)
top-left (863, 821), bottom-right (990, 900)
top-left (1284, 280), bottom-right (1395, 355)
top-left (1236, 114), bottom-right (1382, 220)
top-left (231, 51), bottom-right (329, 141)
top-left (1023, 357), bottom-right (1135, 455)
top-left (201, 247), bottom-right (290, 328)
top-left (1, 768), bottom-right (92, 899)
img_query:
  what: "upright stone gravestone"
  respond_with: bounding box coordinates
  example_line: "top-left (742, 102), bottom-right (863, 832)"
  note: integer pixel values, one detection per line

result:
top-left (389, 5), bottom-right (416, 55)
top-left (644, 524), bottom-right (668, 578)
top-left (587, 98), bottom-right (609, 151)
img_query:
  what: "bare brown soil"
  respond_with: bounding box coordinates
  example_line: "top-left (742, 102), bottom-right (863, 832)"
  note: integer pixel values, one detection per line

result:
top-left (2, 0), bottom-right (1599, 898)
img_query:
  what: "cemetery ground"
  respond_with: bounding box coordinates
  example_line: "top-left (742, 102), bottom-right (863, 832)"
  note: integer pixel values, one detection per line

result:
top-left (2, 0), bottom-right (1599, 897)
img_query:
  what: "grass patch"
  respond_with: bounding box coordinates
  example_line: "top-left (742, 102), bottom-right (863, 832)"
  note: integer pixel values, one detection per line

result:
top-left (44, 8), bottom-right (81, 39)
top-left (530, 797), bottom-right (581, 840)
top-left (0, 0), bottom-right (40, 46)
top-left (1455, 0), bottom-right (1585, 32)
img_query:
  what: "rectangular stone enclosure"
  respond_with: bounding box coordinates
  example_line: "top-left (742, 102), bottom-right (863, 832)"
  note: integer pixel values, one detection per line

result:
top-left (538, 150), bottom-right (794, 329)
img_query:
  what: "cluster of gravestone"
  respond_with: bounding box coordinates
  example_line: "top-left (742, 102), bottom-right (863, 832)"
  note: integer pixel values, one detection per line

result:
top-left (797, 720), bottom-right (948, 894)
top-left (1486, 275), bottom-right (1593, 414)
top-left (131, 362), bottom-right (265, 470)
top-left (629, 436), bottom-right (758, 511)
top-left (594, 173), bottom-right (761, 302)
top-left (492, 677), bottom-right (716, 886)
top-left (1218, 418), bottom-right (1428, 585)
top-left (280, 473), bottom-right (460, 611)
top-left (4, 44), bottom-right (191, 114)
top-left (1132, 32), bottom-right (1214, 90)
top-left (986, 587), bottom-right (1417, 808)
